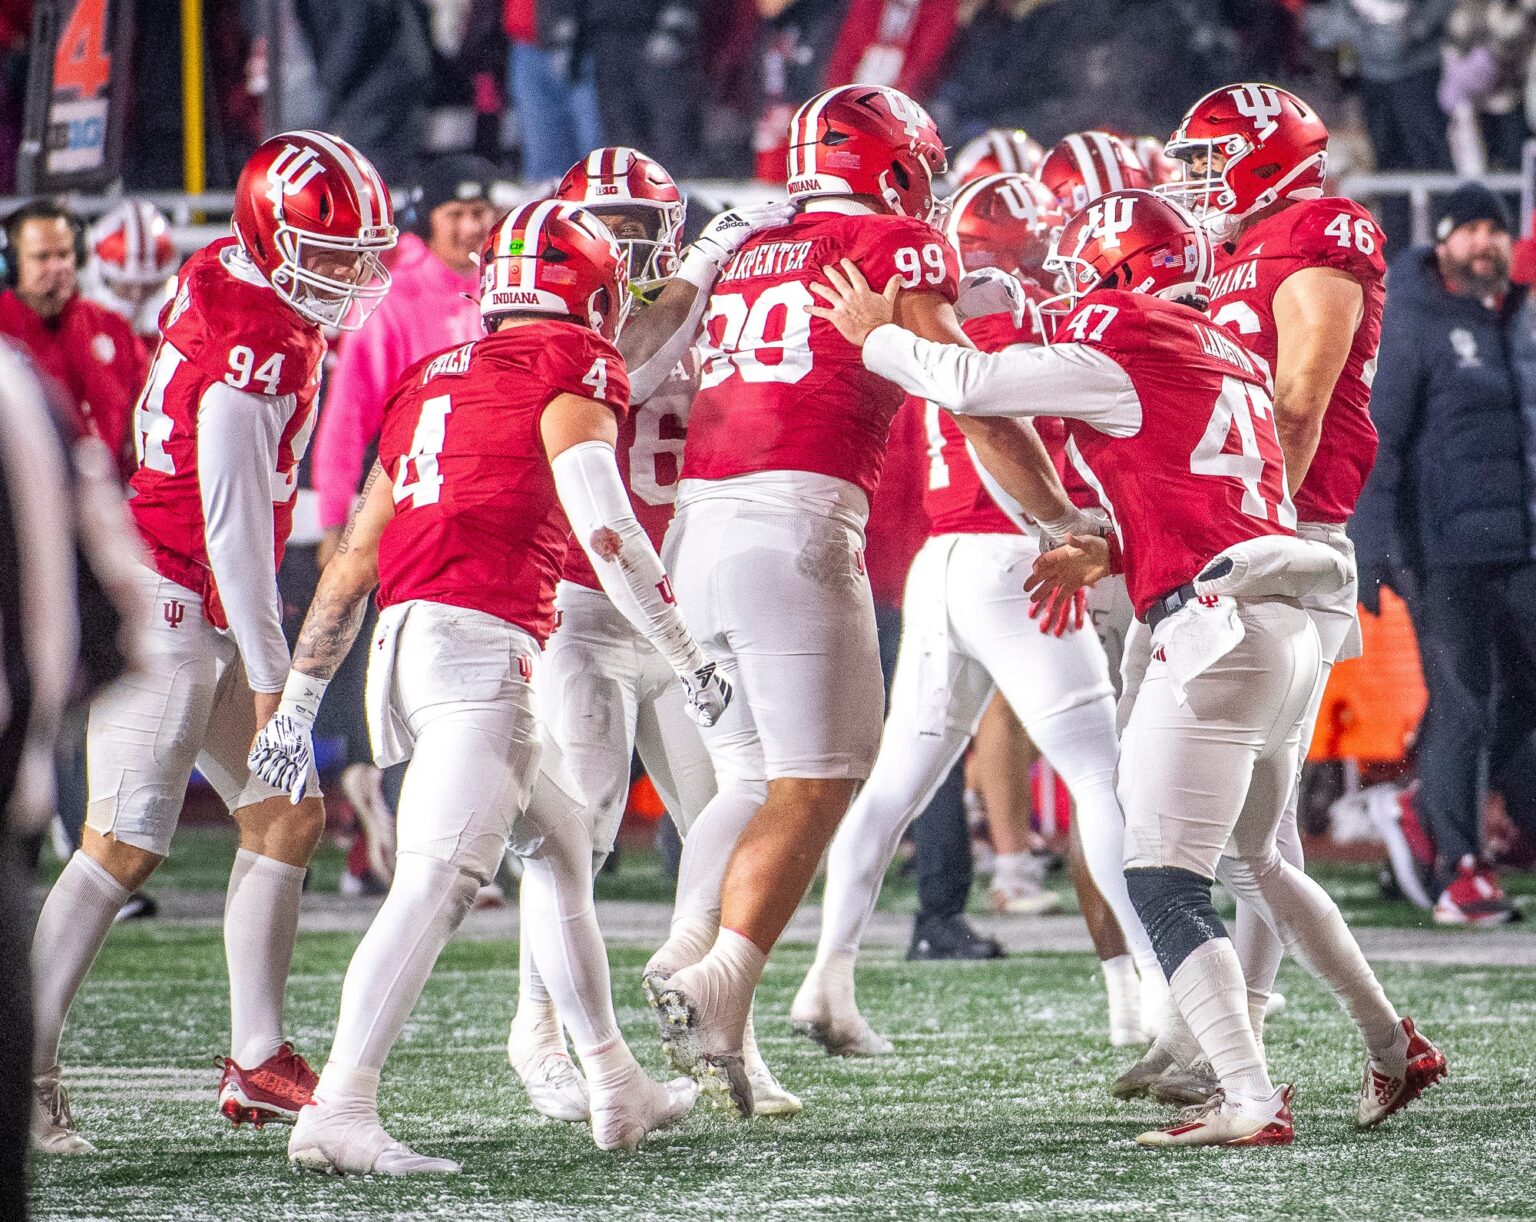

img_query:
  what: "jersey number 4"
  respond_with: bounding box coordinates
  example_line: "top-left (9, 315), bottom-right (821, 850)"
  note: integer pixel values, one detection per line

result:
top-left (393, 393), bottom-right (453, 508)
top-left (1190, 376), bottom-right (1296, 528)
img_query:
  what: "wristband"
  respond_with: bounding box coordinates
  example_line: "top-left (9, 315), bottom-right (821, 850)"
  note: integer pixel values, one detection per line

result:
top-left (278, 670), bottom-right (330, 724)
top-left (676, 244), bottom-right (723, 291)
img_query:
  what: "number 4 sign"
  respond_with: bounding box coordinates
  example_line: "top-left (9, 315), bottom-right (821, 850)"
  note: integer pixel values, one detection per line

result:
top-left (19, 0), bottom-right (132, 191)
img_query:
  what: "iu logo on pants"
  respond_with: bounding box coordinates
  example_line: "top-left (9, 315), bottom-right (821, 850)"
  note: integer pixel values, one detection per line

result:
top-left (163, 599), bottom-right (186, 629)
top-left (517, 655), bottom-right (534, 683)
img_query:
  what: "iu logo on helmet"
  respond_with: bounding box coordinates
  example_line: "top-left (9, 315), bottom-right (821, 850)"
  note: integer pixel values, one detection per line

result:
top-left (265, 144), bottom-right (325, 210)
top-left (1086, 196), bottom-right (1136, 249)
top-left (995, 179), bottom-right (1042, 223)
top-left (1230, 85), bottom-right (1283, 136)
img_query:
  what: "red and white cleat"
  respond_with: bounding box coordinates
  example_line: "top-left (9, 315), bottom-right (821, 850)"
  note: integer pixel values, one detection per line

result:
top-left (1357, 1016), bottom-right (1447, 1128)
top-left (1136, 1084), bottom-right (1294, 1148)
top-left (217, 1042), bottom-right (318, 1128)
top-left (1434, 856), bottom-right (1519, 926)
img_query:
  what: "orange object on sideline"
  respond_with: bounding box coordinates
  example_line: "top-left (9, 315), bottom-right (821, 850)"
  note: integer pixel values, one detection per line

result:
top-left (1308, 590), bottom-right (1426, 762)
top-left (626, 774), bottom-right (667, 820)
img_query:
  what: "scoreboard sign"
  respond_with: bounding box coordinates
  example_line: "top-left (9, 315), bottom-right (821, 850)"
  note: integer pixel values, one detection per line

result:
top-left (18, 0), bottom-right (133, 192)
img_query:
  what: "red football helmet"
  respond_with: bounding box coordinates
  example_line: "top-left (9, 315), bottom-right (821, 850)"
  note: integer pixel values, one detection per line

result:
top-left (786, 85), bottom-right (948, 221)
top-left (944, 173), bottom-right (1065, 293)
top-left (1162, 83), bottom-right (1328, 238)
top-left (89, 200), bottom-right (178, 290)
top-left (232, 130), bottom-right (397, 331)
top-left (478, 200), bottom-right (631, 340)
top-left (951, 129), bottom-right (1045, 185)
top-left (1133, 137), bottom-right (1185, 187)
top-left (1044, 189), bottom-right (1212, 311)
top-left (1038, 131), bottom-right (1150, 216)
top-left (555, 147), bottom-right (685, 296)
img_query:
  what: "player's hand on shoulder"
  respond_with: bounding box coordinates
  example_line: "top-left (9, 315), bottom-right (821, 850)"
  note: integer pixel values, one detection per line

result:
top-left (1036, 506), bottom-right (1112, 553)
top-left (955, 267), bottom-right (1026, 329)
top-left (808, 259), bottom-right (901, 347)
top-left (690, 201), bottom-right (799, 266)
top-left (681, 659), bottom-right (732, 728)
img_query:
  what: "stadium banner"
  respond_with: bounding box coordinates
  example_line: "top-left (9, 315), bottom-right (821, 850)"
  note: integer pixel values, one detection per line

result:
top-left (18, 0), bottom-right (135, 193)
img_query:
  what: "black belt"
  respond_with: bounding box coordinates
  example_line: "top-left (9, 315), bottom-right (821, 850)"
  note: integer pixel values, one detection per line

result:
top-left (1141, 582), bottom-right (1200, 631)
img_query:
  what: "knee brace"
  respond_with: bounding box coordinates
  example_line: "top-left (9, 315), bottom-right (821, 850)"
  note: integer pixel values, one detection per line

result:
top-left (1125, 866), bottom-right (1228, 979)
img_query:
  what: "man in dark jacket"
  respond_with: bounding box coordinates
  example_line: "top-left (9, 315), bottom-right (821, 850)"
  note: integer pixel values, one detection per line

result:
top-left (1354, 183), bottom-right (1535, 925)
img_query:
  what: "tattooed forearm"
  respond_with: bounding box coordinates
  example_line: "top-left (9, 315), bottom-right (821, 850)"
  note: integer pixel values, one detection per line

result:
top-left (291, 584), bottom-right (370, 680)
top-left (336, 461), bottom-right (385, 557)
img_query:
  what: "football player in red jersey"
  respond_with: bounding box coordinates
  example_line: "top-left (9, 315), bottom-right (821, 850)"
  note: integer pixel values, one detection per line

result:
top-left (644, 85), bottom-right (1093, 1116)
top-left (247, 202), bottom-right (729, 1171)
top-left (790, 171), bottom-right (1165, 1056)
top-left (26, 131), bottom-right (397, 1155)
top-left (1120, 83), bottom-right (1390, 1102)
top-left (813, 190), bottom-right (1444, 1147)
top-left (1038, 130), bottom-right (1151, 215)
top-left (504, 147), bottom-right (802, 1121)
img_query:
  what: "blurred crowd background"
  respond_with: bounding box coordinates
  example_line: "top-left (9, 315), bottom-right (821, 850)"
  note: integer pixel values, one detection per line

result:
top-left (6, 0), bottom-right (1536, 196)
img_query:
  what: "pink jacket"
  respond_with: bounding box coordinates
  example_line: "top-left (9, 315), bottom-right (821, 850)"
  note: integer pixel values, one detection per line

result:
top-left (312, 233), bottom-right (484, 529)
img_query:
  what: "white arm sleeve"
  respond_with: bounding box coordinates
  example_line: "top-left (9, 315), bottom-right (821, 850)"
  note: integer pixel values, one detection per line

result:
top-left (197, 381), bottom-right (290, 693)
top-left (552, 440), bottom-right (706, 677)
top-left (862, 324), bottom-right (1142, 436)
top-left (626, 286), bottom-right (709, 403)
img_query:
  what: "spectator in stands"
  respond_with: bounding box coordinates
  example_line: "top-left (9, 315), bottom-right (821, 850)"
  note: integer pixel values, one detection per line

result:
top-left (505, 0), bottom-right (603, 179)
top-left (586, 1), bottom-right (706, 176)
top-left (311, 154), bottom-right (499, 553)
top-left (1442, 0), bottom-right (1536, 171)
top-left (1355, 183), bottom-right (1535, 925)
top-left (1307, 0), bottom-right (1454, 242)
top-left (294, 0), bottom-right (433, 180)
top-left (0, 201), bottom-right (146, 484)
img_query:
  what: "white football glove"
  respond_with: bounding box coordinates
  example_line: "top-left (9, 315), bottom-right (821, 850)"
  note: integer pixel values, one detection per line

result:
top-left (680, 660), bottom-right (732, 728)
top-left (678, 201), bottom-right (799, 287)
top-left (955, 267), bottom-right (1027, 329)
top-left (246, 672), bottom-right (329, 803)
top-left (1036, 506), bottom-right (1113, 552)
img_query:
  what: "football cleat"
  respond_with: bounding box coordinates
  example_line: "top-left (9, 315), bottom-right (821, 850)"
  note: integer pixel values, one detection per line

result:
top-left (31, 1066), bottom-right (95, 1155)
top-left (217, 1042), bottom-right (317, 1127)
top-left (339, 762), bottom-right (396, 884)
top-left (988, 880), bottom-right (1062, 916)
top-left (651, 970), bottom-right (754, 1118)
top-left (907, 914), bottom-right (1006, 961)
top-left (289, 1099), bottom-right (460, 1175)
top-left (743, 1017), bottom-right (802, 1116)
top-left (507, 1028), bottom-right (590, 1124)
top-left (1434, 856), bottom-right (1521, 926)
top-left (1111, 1043), bottom-right (1175, 1100)
top-left (1136, 1084), bottom-right (1294, 1148)
top-left (1150, 1060), bottom-right (1220, 1108)
top-left (589, 1065), bottom-right (698, 1152)
top-left (1356, 1017), bottom-right (1447, 1128)
top-left (789, 970), bottom-right (894, 1058)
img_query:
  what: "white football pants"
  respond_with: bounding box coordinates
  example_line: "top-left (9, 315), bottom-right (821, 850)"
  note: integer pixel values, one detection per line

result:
top-left (815, 533), bottom-right (1154, 971)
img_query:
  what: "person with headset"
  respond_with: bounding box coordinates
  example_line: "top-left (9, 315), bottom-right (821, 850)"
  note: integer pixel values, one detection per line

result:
top-left (0, 199), bottom-right (147, 483)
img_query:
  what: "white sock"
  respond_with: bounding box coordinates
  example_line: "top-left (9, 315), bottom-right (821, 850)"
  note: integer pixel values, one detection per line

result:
top-left (804, 947), bottom-right (858, 1016)
top-left (1139, 965), bottom-right (1172, 1041)
top-left (1246, 986), bottom-right (1270, 1053)
top-left (1030, 700), bottom-right (1162, 991)
top-left (518, 817), bottom-right (625, 1058)
top-left (1221, 851), bottom-right (1401, 1056)
top-left (677, 928), bottom-right (766, 1054)
top-left (650, 913), bottom-right (719, 979)
top-left (510, 883), bottom-right (563, 1054)
top-left (225, 849), bottom-right (307, 1067)
top-left (992, 852), bottom-right (1035, 891)
top-left (30, 852), bottom-right (129, 1074)
top-left (326, 854), bottom-right (478, 1073)
top-left (1100, 953), bottom-right (1140, 1037)
top-left (1169, 938), bottom-right (1271, 1098)
top-left (1233, 813), bottom-right (1301, 1030)
top-left (315, 1061), bottom-right (381, 1109)
top-left (671, 784), bottom-right (761, 933)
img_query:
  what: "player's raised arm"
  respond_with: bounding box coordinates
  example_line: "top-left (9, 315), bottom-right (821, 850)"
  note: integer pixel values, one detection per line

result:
top-left (620, 202), bottom-right (797, 401)
top-left (1271, 266), bottom-right (1363, 493)
top-left (247, 462), bottom-right (395, 801)
top-left (540, 392), bottom-right (730, 727)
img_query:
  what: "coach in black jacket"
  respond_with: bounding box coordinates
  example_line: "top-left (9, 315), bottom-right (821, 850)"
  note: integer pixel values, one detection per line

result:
top-left (1353, 183), bottom-right (1536, 923)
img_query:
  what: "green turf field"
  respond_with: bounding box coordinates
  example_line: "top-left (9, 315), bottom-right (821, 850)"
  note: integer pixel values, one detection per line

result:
top-left (28, 911), bottom-right (1536, 1220)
